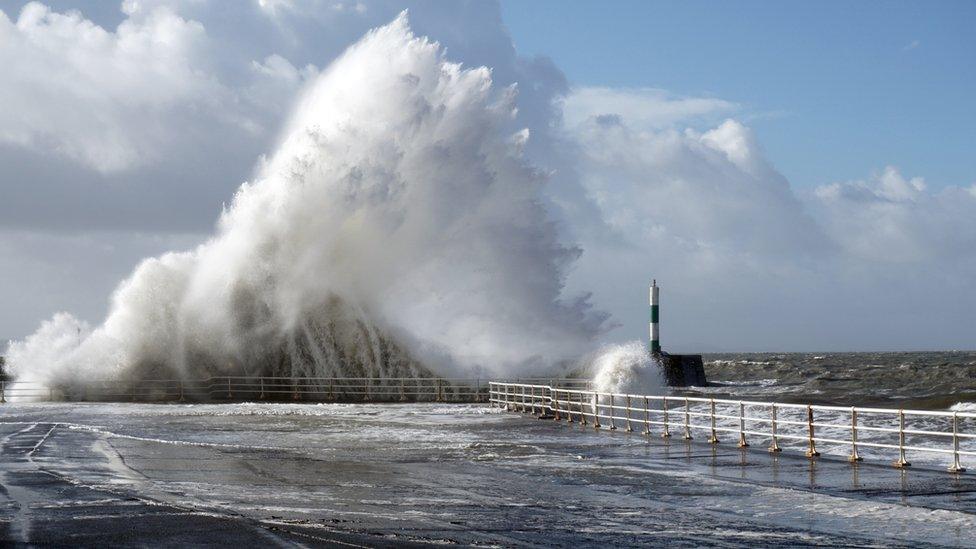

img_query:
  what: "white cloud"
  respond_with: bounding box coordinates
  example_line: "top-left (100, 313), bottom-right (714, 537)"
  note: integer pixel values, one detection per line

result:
top-left (570, 116), bottom-right (822, 257)
top-left (562, 86), bottom-right (737, 130)
top-left (559, 93), bottom-right (976, 351)
top-left (0, 2), bottom-right (329, 174)
top-left (812, 167), bottom-right (976, 264)
top-left (0, 2), bottom-right (228, 171)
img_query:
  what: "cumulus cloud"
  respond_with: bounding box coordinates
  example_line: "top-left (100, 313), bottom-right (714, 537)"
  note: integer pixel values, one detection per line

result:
top-left (0, 2), bottom-right (266, 172)
top-left (812, 167), bottom-right (976, 265)
top-left (560, 98), bottom-right (976, 351)
top-left (571, 116), bottom-right (825, 257)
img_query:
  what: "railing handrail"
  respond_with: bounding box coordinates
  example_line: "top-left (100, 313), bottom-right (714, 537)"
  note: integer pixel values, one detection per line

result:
top-left (491, 383), bottom-right (976, 419)
top-left (488, 382), bottom-right (974, 474)
top-left (0, 377), bottom-right (593, 405)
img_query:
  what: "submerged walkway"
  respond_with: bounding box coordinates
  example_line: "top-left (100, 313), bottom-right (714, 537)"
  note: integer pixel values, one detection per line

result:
top-left (0, 402), bottom-right (973, 547)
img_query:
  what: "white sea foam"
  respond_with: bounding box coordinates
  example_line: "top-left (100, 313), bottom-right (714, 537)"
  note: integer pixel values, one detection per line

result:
top-left (591, 341), bottom-right (664, 395)
top-left (950, 401), bottom-right (976, 413)
top-left (7, 13), bottom-right (609, 390)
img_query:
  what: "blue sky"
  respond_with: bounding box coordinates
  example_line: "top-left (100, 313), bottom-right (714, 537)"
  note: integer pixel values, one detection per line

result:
top-left (501, 0), bottom-right (976, 191)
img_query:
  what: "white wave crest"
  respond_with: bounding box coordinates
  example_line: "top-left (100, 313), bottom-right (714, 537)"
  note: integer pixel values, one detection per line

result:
top-left (950, 402), bottom-right (976, 413)
top-left (591, 341), bottom-right (663, 395)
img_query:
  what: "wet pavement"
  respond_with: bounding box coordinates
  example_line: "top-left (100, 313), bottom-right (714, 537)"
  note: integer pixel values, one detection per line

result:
top-left (0, 402), bottom-right (974, 547)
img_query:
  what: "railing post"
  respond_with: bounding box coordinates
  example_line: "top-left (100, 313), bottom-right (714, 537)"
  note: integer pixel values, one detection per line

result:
top-left (1, 380), bottom-right (5, 404)
top-left (580, 392), bottom-right (588, 426)
top-left (179, 380), bottom-right (185, 402)
top-left (608, 394), bottom-right (617, 430)
top-left (683, 398), bottom-right (692, 440)
top-left (894, 409), bottom-right (911, 468)
top-left (708, 399), bottom-right (719, 443)
top-left (581, 392), bottom-right (587, 425)
top-left (577, 392), bottom-right (583, 424)
top-left (227, 377), bottom-right (232, 399)
top-left (625, 396), bottom-right (633, 432)
top-left (805, 405), bottom-right (820, 458)
top-left (436, 379), bottom-right (443, 402)
top-left (553, 388), bottom-right (561, 420)
top-left (259, 378), bottom-right (265, 400)
top-left (592, 393), bottom-right (601, 429)
top-left (662, 397), bottom-right (671, 438)
top-left (567, 388), bottom-right (575, 423)
top-left (849, 407), bottom-right (863, 462)
top-left (737, 402), bottom-right (749, 448)
top-left (643, 396), bottom-right (651, 435)
top-left (948, 412), bottom-right (966, 473)
top-left (769, 404), bottom-right (782, 452)
top-left (400, 378), bottom-right (407, 402)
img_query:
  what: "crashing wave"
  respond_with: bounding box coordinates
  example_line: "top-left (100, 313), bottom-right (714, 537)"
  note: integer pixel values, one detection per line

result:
top-left (7, 13), bottom-right (608, 391)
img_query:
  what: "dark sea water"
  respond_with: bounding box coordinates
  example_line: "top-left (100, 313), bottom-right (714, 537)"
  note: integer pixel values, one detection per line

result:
top-left (687, 351), bottom-right (976, 409)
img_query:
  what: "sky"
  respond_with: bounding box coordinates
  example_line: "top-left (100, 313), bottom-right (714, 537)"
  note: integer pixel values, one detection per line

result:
top-left (1, 0), bottom-right (974, 355)
top-left (501, 1), bottom-right (976, 191)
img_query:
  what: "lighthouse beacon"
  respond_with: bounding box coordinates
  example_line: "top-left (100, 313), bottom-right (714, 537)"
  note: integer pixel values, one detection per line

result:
top-left (650, 279), bottom-right (661, 355)
top-left (649, 279), bottom-right (706, 387)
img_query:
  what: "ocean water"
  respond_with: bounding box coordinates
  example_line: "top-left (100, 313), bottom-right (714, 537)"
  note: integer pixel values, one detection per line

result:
top-left (693, 351), bottom-right (976, 408)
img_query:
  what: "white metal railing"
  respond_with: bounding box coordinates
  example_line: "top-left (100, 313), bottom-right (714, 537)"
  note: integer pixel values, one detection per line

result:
top-left (0, 377), bottom-right (592, 404)
top-left (489, 382), bottom-right (974, 474)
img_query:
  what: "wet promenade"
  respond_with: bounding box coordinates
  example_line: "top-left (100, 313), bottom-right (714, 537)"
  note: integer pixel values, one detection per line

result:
top-left (0, 402), bottom-right (973, 547)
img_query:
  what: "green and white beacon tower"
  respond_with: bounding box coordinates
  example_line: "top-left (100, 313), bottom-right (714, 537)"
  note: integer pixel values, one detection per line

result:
top-left (649, 279), bottom-right (661, 355)
top-left (649, 279), bottom-right (707, 386)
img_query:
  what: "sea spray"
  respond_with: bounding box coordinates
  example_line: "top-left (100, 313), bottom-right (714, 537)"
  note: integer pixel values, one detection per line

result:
top-left (7, 13), bottom-right (609, 390)
top-left (591, 342), bottom-right (664, 395)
